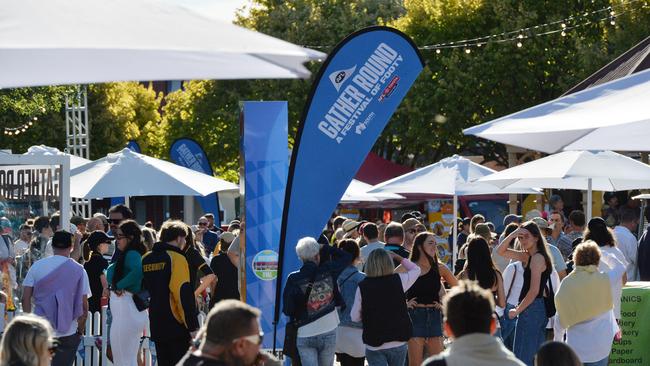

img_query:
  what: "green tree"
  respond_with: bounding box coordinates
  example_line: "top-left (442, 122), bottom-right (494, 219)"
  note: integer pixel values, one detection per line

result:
top-left (159, 0), bottom-right (406, 181)
top-left (0, 86), bottom-right (74, 153)
top-left (388, 0), bottom-right (650, 166)
top-left (87, 82), bottom-right (163, 159)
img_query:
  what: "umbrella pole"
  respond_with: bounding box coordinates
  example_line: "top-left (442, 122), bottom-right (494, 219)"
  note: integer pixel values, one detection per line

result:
top-left (453, 194), bottom-right (458, 267)
top-left (587, 178), bottom-right (593, 222)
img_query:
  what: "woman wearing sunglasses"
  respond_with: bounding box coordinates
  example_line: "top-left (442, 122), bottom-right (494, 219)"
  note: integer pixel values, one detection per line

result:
top-left (106, 220), bottom-right (148, 366)
top-left (0, 314), bottom-right (57, 366)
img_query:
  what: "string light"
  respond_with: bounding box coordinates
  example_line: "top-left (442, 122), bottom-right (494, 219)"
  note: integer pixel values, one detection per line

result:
top-left (4, 108), bottom-right (46, 136)
top-left (298, 0), bottom-right (646, 54)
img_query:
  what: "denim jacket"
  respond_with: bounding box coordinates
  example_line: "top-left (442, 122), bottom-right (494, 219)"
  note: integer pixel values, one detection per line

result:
top-left (337, 265), bottom-right (365, 328)
top-left (282, 244), bottom-right (351, 327)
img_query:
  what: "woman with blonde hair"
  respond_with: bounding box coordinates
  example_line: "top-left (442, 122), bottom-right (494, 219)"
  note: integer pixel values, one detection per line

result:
top-left (555, 241), bottom-right (625, 366)
top-left (0, 314), bottom-right (56, 366)
top-left (351, 249), bottom-right (421, 366)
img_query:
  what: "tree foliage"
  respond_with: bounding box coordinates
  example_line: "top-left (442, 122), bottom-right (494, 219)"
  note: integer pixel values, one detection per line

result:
top-left (2, 0), bottom-right (650, 178)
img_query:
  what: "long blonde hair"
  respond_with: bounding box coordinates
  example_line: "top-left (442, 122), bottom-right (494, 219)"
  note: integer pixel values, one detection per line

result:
top-left (365, 249), bottom-right (395, 278)
top-left (0, 314), bottom-right (54, 366)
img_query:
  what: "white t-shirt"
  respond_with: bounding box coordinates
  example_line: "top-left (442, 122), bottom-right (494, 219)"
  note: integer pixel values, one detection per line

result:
top-left (23, 255), bottom-right (92, 337)
top-left (564, 256), bottom-right (625, 363)
top-left (613, 226), bottom-right (638, 281)
top-left (598, 246), bottom-right (628, 319)
top-left (14, 239), bottom-right (29, 256)
top-left (499, 261), bottom-right (524, 312)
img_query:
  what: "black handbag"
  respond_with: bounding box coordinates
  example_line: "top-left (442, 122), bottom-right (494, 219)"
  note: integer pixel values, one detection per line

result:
top-left (543, 278), bottom-right (556, 318)
top-left (133, 289), bottom-right (150, 312)
top-left (283, 272), bottom-right (317, 365)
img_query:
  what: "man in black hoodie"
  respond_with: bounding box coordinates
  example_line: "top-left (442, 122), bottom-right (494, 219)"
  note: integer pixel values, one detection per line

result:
top-left (143, 220), bottom-right (198, 366)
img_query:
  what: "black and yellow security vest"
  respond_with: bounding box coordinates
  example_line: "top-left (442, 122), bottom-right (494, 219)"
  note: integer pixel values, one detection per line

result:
top-left (142, 242), bottom-right (199, 341)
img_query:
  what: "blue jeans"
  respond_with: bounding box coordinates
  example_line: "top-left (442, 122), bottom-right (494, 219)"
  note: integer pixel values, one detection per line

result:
top-left (584, 357), bottom-right (609, 366)
top-left (513, 298), bottom-right (547, 366)
top-left (365, 344), bottom-right (408, 366)
top-left (296, 329), bottom-right (336, 366)
top-left (499, 303), bottom-right (518, 350)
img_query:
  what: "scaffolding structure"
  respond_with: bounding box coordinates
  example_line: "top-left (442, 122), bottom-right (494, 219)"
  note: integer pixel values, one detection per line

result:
top-left (66, 86), bottom-right (91, 217)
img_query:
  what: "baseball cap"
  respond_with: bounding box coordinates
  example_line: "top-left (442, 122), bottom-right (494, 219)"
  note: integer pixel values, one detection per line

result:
top-left (531, 217), bottom-right (553, 230)
top-left (52, 230), bottom-right (74, 249)
top-left (219, 231), bottom-right (235, 244)
top-left (86, 231), bottom-right (114, 251)
top-left (342, 219), bottom-right (361, 233)
top-left (503, 214), bottom-right (522, 227)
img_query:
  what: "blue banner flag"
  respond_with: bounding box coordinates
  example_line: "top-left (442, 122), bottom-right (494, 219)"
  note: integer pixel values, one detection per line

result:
top-left (111, 140), bottom-right (141, 205)
top-left (273, 26), bottom-right (424, 347)
top-left (241, 101), bottom-right (288, 349)
top-left (169, 138), bottom-right (221, 219)
top-left (126, 140), bottom-right (141, 153)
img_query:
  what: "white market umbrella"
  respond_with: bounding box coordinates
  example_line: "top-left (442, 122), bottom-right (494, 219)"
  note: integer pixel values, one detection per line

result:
top-left (70, 148), bottom-right (238, 198)
top-left (340, 179), bottom-right (404, 203)
top-left (24, 145), bottom-right (91, 169)
top-left (0, 0), bottom-right (326, 88)
top-left (463, 68), bottom-right (650, 153)
top-left (479, 150), bottom-right (650, 220)
top-left (369, 155), bottom-right (540, 262)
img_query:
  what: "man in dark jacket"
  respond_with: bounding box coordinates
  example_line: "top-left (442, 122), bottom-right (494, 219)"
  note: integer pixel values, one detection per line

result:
top-left (637, 206), bottom-right (650, 281)
top-left (143, 220), bottom-right (198, 366)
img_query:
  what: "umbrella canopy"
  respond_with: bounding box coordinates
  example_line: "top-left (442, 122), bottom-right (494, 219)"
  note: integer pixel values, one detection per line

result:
top-left (341, 179), bottom-right (403, 203)
top-left (478, 150), bottom-right (650, 221)
top-left (24, 145), bottom-right (91, 169)
top-left (478, 150), bottom-right (650, 192)
top-left (70, 148), bottom-right (238, 198)
top-left (368, 155), bottom-right (540, 196)
top-left (368, 155), bottom-right (539, 265)
top-left (0, 0), bottom-right (325, 88)
top-left (463, 68), bottom-right (650, 153)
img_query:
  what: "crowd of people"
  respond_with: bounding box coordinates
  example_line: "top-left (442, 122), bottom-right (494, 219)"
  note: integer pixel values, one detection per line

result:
top-left (0, 192), bottom-right (646, 366)
top-left (0, 204), bottom-right (261, 366)
top-left (281, 195), bottom-right (645, 366)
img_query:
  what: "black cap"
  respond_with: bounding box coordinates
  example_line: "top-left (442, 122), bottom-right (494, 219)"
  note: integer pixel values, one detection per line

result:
top-left (588, 217), bottom-right (608, 232)
top-left (86, 231), bottom-right (114, 251)
top-left (52, 230), bottom-right (74, 249)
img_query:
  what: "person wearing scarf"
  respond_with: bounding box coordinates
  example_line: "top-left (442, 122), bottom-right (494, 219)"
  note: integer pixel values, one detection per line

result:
top-left (555, 241), bottom-right (625, 366)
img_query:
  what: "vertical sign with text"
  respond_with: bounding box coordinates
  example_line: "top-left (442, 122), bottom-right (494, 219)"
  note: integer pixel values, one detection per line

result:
top-left (242, 101), bottom-right (288, 349)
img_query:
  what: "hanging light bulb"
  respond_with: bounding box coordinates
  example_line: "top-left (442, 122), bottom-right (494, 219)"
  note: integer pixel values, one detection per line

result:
top-left (465, 48), bottom-right (471, 54)
top-left (436, 49), bottom-right (441, 54)
top-left (517, 41), bottom-right (523, 48)
top-left (28, 121), bottom-right (33, 126)
top-left (561, 23), bottom-right (567, 28)
top-left (518, 34), bottom-right (524, 39)
top-left (561, 30), bottom-right (567, 37)
top-left (33, 116), bottom-right (38, 121)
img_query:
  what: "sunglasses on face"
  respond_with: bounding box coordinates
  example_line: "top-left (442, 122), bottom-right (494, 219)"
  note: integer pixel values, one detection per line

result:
top-left (235, 332), bottom-right (264, 346)
top-left (198, 222), bottom-right (208, 226)
top-left (109, 219), bottom-right (122, 224)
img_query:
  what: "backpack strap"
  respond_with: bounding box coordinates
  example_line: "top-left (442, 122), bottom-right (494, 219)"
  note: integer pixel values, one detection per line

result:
top-left (505, 264), bottom-right (517, 301)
